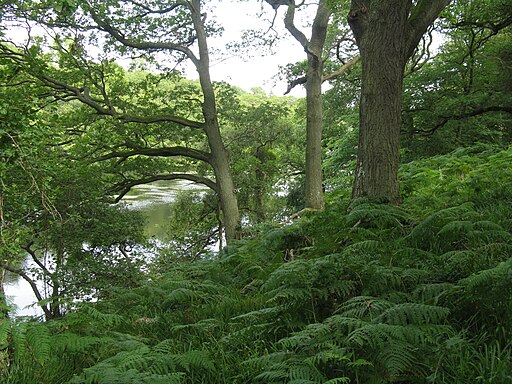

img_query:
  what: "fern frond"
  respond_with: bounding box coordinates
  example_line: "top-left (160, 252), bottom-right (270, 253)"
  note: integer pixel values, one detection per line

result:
top-left (373, 303), bottom-right (449, 326)
top-left (324, 377), bottom-right (351, 383)
top-left (174, 349), bottom-right (215, 372)
top-left (231, 305), bottom-right (283, 322)
top-left (11, 321), bottom-right (27, 364)
top-left (344, 240), bottom-right (382, 253)
top-left (267, 287), bottom-right (312, 305)
top-left (406, 203), bottom-right (476, 250)
top-left (243, 350), bottom-right (289, 369)
top-left (170, 318), bottom-right (222, 335)
top-left (437, 220), bottom-right (474, 238)
top-left (262, 260), bottom-right (315, 292)
top-left (335, 296), bottom-right (394, 319)
top-left (412, 283), bottom-right (457, 304)
top-left (400, 268), bottom-right (429, 286)
top-left (346, 203), bottom-right (412, 230)
top-left (147, 355), bottom-right (180, 375)
top-left (459, 259), bottom-right (512, 290)
top-left (376, 342), bottom-right (419, 377)
top-left (279, 323), bottom-right (331, 350)
top-left (53, 332), bottom-right (113, 353)
top-left (164, 288), bottom-right (199, 305)
top-left (110, 332), bottom-right (149, 352)
top-left (115, 349), bottom-right (152, 371)
top-left (69, 364), bottom-right (185, 384)
top-left (0, 318), bottom-right (11, 349)
top-left (347, 322), bottom-right (450, 349)
top-left (25, 323), bottom-right (51, 366)
top-left (253, 368), bottom-right (288, 382)
top-left (288, 362), bottom-right (324, 382)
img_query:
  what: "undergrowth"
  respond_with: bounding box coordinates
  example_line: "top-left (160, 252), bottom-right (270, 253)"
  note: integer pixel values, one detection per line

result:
top-left (2, 145), bottom-right (512, 383)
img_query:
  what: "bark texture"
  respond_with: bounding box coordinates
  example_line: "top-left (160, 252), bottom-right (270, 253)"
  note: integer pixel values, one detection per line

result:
top-left (349, 0), bottom-right (451, 203)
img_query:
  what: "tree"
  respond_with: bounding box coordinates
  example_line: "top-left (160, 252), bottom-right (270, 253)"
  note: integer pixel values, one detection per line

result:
top-left (278, 0), bottom-right (331, 210)
top-left (0, 0), bottom-right (242, 242)
top-left (348, 0), bottom-right (451, 203)
top-left (401, 0), bottom-right (512, 158)
top-left (263, 0), bottom-right (360, 210)
top-left (0, 56), bottom-right (147, 319)
top-left (222, 87), bottom-right (300, 223)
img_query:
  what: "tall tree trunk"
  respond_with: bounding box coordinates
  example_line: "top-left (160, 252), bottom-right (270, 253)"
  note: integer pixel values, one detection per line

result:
top-left (191, 0), bottom-right (241, 242)
top-left (304, 1), bottom-right (330, 209)
top-left (280, 0), bottom-right (331, 209)
top-left (349, 0), bottom-right (451, 203)
top-left (350, 1), bottom-right (409, 203)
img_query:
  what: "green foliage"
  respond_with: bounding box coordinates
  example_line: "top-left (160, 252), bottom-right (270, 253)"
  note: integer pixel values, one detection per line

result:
top-left (401, 0), bottom-right (512, 159)
top-left (3, 145), bottom-right (512, 383)
top-left (0, 0), bottom-right (511, 381)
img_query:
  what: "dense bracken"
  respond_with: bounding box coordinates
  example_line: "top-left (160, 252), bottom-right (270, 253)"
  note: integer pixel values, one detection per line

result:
top-left (2, 145), bottom-right (511, 383)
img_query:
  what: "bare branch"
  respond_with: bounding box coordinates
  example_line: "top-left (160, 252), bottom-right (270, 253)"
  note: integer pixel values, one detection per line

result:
top-left (406, 0), bottom-right (452, 59)
top-left (283, 2), bottom-right (309, 50)
top-left (21, 242), bottom-right (52, 277)
top-left (284, 75), bottom-right (307, 94)
top-left (284, 55), bottom-right (360, 94)
top-left (322, 54), bottom-right (360, 82)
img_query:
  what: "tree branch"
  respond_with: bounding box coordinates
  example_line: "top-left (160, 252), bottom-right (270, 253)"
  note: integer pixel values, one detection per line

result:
top-left (322, 54), bottom-right (360, 82)
top-left (88, 7), bottom-right (200, 66)
top-left (406, 0), bottom-right (452, 59)
top-left (119, 0), bottom-right (186, 18)
top-left (283, 1), bottom-right (309, 50)
top-left (0, 43), bottom-right (206, 130)
top-left (415, 105), bottom-right (512, 135)
top-left (0, 261), bottom-right (51, 319)
top-left (453, 15), bottom-right (512, 34)
top-left (21, 242), bottom-right (52, 277)
top-left (111, 173), bottom-right (217, 203)
top-left (38, 73), bottom-right (205, 128)
top-left (284, 54), bottom-right (360, 94)
top-left (92, 146), bottom-right (212, 164)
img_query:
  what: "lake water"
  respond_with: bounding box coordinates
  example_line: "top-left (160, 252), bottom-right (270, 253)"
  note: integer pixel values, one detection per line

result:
top-left (4, 180), bottom-right (207, 317)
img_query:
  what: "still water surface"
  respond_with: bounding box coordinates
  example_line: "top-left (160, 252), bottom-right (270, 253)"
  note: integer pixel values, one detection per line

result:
top-left (4, 180), bottom-right (206, 317)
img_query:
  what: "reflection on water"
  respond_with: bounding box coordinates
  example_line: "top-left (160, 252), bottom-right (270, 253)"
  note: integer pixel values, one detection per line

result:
top-left (124, 180), bottom-right (208, 240)
top-left (123, 180), bottom-right (207, 206)
top-left (4, 279), bottom-right (41, 317)
top-left (4, 180), bottom-right (208, 317)
top-left (4, 257), bottom-right (45, 317)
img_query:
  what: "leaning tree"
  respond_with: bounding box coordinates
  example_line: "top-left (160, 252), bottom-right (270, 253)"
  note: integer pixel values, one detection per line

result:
top-left (0, 0), bottom-right (242, 241)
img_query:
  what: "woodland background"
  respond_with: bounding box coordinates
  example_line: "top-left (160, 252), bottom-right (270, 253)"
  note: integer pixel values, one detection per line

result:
top-left (1, 0), bottom-right (512, 383)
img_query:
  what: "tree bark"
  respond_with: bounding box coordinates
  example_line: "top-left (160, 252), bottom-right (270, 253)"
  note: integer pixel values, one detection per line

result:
top-left (349, 0), bottom-right (451, 203)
